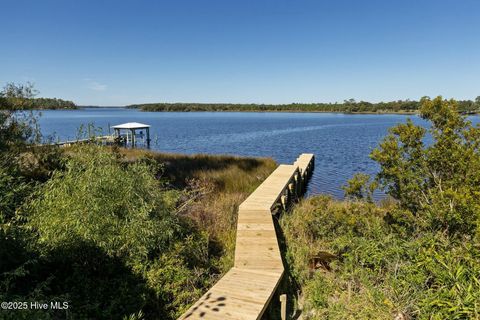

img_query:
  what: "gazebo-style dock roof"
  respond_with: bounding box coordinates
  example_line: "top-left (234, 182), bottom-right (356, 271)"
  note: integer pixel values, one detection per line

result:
top-left (111, 122), bottom-right (151, 130)
top-left (111, 122), bottom-right (151, 147)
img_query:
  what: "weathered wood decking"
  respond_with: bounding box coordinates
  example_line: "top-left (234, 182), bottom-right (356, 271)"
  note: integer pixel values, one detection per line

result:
top-left (179, 154), bottom-right (314, 320)
top-left (53, 135), bottom-right (114, 147)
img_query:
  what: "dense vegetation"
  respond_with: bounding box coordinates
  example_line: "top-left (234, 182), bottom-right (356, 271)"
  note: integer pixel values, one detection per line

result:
top-left (129, 97), bottom-right (480, 114)
top-left (3, 82), bottom-right (480, 319)
top-left (0, 93), bottom-right (275, 319)
top-left (0, 82), bottom-right (76, 110)
top-left (281, 97), bottom-right (480, 319)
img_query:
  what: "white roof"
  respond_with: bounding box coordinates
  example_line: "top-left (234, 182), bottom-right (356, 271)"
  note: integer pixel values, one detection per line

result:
top-left (111, 122), bottom-right (151, 129)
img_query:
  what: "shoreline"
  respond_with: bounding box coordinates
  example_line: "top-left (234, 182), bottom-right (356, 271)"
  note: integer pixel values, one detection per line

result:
top-left (79, 106), bottom-right (421, 115)
top-left (135, 109), bottom-right (419, 115)
top-left (16, 107), bottom-right (480, 116)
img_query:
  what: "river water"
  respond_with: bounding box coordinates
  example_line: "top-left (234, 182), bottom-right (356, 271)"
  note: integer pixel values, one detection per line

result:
top-left (37, 107), bottom-right (476, 199)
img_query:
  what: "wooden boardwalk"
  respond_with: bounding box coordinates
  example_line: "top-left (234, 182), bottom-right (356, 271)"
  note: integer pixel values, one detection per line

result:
top-left (52, 135), bottom-right (114, 147)
top-left (179, 154), bottom-right (314, 320)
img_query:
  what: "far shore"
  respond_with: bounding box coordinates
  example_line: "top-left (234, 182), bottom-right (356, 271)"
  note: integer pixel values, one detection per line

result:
top-left (24, 105), bottom-right (480, 116)
top-left (74, 105), bottom-right (420, 115)
top-left (136, 109), bottom-right (420, 115)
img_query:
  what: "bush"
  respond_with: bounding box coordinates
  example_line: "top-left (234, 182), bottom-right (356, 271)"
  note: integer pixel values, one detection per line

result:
top-left (281, 196), bottom-right (480, 320)
top-left (0, 145), bottom-right (219, 319)
top-left (371, 96), bottom-right (480, 237)
top-left (283, 97), bottom-right (480, 319)
top-left (25, 145), bottom-right (181, 262)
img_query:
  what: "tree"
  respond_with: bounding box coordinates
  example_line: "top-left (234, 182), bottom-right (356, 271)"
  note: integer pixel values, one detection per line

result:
top-left (1, 82), bottom-right (38, 99)
top-left (371, 96), bottom-right (480, 236)
top-left (0, 82), bottom-right (38, 110)
top-left (0, 82), bottom-right (55, 223)
top-left (0, 82), bottom-right (76, 110)
top-left (342, 173), bottom-right (377, 202)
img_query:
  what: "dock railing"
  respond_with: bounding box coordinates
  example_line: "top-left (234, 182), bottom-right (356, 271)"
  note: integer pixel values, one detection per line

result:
top-left (179, 153), bottom-right (315, 320)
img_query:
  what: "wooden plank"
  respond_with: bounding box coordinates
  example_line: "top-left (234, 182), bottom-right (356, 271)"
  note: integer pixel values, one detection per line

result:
top-left (234, 209), bottom-right (283, 273)
top-left (294, 153), bottom-right (314, 174)
top-left (178, 268), bottom-right (282, 320)
top-left (239, 165), bottom-right (298, 211)
top-left (178, 154), bottom-right (315, 320)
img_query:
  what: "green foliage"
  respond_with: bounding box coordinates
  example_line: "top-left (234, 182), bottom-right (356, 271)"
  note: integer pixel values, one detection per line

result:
top-left (1, 82), bottom-right (38, 99)
top-left (0, 229), bottom-right (151, 320)
top-left (2, 81), bottom-right (276, 318)
top-left (0, 145), bottom-right (222, 319)
top-left (0, 82), bottom-right (76, 110)
top-left (28, 97), bottom-right (77, 110)
top-left (342, 173), bottom-right (377, 202)
top-left (144, 233), bottom-right (213, 318)
top-left (0, 84), bottom-right (55, 224)
top-left (0, 167), bottom-right (32, 224)
top-left (25, 145), bottom-right (182, 262)
top-left (283, 97), bottom-right (480, 319)
top-left (1, 141), bottom-right (275, 319)
top-left (372, 96), bottom-right (480, 237)
top-left (281, 196), bottom-right (480, 320)
top-left (128, 98), bottom-right (479, 113)
top-left (130, 100), bottom-right (420, 113)
top-left (370, 118), bottom-right (427, 212)
top-left (0, 110), bottom-right (39, 152)
top-left (121, 149), bottom-right (277, 274)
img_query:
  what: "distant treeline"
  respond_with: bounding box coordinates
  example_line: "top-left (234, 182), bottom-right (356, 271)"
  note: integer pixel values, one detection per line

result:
top-left (0, 97), bottom-right (77, 110)
top-left (30, 97), bottom-right (77, 110)
top-left (0, 82), bottom-right (77, 110)
top-left (129, 97), bottom-right (480, 113)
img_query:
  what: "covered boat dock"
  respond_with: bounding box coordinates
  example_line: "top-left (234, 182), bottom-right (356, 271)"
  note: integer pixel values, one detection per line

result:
top-left (111, 122), bottom-right (151, 148)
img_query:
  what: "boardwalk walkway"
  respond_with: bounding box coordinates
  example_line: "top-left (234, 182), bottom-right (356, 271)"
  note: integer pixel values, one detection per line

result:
top-left (179, 154), bottom-right (314, 320)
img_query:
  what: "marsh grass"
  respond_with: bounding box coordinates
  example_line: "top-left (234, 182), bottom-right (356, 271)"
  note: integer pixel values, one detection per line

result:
top-left (120, 148), bottom-right (277, 272)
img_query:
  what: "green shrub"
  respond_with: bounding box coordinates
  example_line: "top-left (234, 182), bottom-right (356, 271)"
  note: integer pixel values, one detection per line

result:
top-left (0, 167), bottom-right (32, 224)
top-left (283, 97), bottom-right (480, 319)
top-left (282, 196), bottom-right (480, 319)
top-left (372, 96), bottom-right (480, 237)
top-left (0, 145), bottom-right (218, 319)
top-left (25, 145), bottom-right (181, 262)
top-left (342, 173), bottom-right (377, 202)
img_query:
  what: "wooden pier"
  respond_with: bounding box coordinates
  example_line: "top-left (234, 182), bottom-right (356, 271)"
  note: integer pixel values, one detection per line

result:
top-left (52, 122), bottom-right (151, 148)
top-left (179, 153), bottom-right (315, 320)
top-left (53, 135), bottom-right (115, 147)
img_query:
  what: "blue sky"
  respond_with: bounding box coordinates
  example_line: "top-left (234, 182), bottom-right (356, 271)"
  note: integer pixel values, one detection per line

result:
top-left (1, 0), bottom-right (479, 106)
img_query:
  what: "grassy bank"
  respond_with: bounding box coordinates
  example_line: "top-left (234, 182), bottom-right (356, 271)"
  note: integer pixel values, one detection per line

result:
top-left (1, 143), bottom-right (276, 320)
top-left (281, 196), bottom-right (480, 319)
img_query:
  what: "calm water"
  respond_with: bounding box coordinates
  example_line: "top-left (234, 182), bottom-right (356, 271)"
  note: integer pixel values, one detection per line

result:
top-left (37, 108), bottom-right (477, 199)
